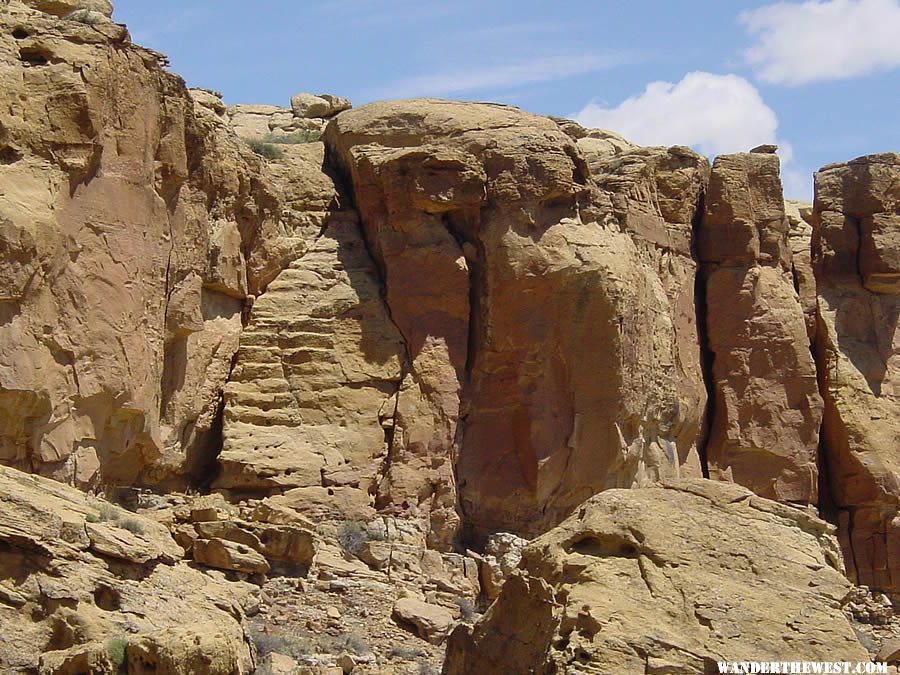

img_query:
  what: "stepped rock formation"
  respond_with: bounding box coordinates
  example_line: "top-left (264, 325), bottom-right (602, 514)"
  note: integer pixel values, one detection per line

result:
top-left (812, 154), bottom-right (900, 595)
top-left (0, 464), bottom-right (255, 673)
top-left (444, 480), bottom-right (869, 674)
top-left (699, 151), bottom-right (823, 504)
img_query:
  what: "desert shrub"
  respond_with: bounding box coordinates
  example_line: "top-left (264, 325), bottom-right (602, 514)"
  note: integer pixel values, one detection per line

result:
top-left (335, 520), bottom-right (384, 556)
top-left (247, 140), bottom-right (283, 160)
top-left (98, 504), bottom-right (120, 522)
top-left (105, 637), bottom-right (127, 667)
top-left (251, 630), bottom-right (314, 660)
top-left (332, 632), bottom-right (369, 656)
top-left (118, 518), bottom-right (145, 535)
top-left (66, 9), bottom-right (105, 25)
top-left (263, 130), bottom-right (321, 144)
top-left (388, 644), bottom-right (426, 660)
top-left (85, 513), bottom-right (100, 523)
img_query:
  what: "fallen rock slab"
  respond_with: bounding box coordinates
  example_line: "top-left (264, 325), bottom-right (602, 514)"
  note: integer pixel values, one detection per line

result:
top-left (193, 537), bottom-right (271, 575)
top-left (444, 479), bottom-right (868, 674)
top-left (392, 597), bottom-right (454, 645)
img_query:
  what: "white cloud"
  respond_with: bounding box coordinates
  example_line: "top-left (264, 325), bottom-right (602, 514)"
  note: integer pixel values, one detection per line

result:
top-left (573, 72), bottom-right (783, 158)
top-left (372, 51), bottom-right (637, 99)
top-left (741, 0), bottom-right (900, 85)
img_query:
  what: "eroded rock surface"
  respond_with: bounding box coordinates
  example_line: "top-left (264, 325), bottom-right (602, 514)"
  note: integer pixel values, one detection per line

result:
top-left (444, 479), bottom-right (868, 674)
top-left (813, 153), bottom-right (900, 596)
top-left (0, 1), bottom-right (274, 490)
top-left (699, 152), bottom-right (823, 505)
top-left (0, 464), bottom-right (255, 673)
top-left (326, 100), bottom-right (711, 545)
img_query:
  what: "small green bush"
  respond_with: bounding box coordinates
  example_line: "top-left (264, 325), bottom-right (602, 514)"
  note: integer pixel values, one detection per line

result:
top-left (66, 9), bottom-right (106, 25)
top-left (332, 632), bottom-right (369, 656)
top-left (247, 140), bottom-right (284, 160)
top-left (85, 513), bottom-right (99, 523)
top-left (105, 637), bottom-right (127, 667)
top-left (119, 518), bottom-right (145, 535)
top-left (98, 504), bottom-right (120, 522)
top-left (263, 130), bottom-right (321, 144)
top-left (251, 630), bottom-right (314, 659)
top-left (388, 644), bottom-right (425, 660)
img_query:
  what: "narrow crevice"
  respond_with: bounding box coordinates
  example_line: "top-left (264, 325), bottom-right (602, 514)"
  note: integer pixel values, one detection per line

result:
top-left (319, 135), bottom-right (413, 504)
top-left (691, 191), bottom-right (713, 479)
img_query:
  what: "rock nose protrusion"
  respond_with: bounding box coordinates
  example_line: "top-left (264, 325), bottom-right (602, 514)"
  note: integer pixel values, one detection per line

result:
top-left (25, 0), bottom-right (114, 18)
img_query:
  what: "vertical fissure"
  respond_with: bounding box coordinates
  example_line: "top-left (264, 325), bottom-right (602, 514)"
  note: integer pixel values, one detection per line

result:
top-left (691, 191), bottom-right (713, 479)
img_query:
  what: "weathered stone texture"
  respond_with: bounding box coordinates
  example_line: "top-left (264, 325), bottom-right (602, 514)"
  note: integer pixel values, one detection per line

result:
top-left (326, 101), bottom-right (711, 544)
top-left (444, 480), bottom-right (868, 674)
top-left (0, 464), bottom-right (255, 673)
top-left (0, 1), bottom-right (275, 489)
top-left (812, 153), bottom-right (900, 596)
top-left (699, 152), bottom-right (823, 504)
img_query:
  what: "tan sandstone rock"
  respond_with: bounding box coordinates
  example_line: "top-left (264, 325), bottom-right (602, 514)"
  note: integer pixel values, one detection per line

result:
top-left (786, 200), bottom-right (818, 340)
top-left (326, 100), bottom-right (710, 546)
top-left (0, 464), bottom-right (254, 673)
top-left (444, 479), bottom-right (868, 674)
top-left (193, 537), bottom-right (271, 575)
top-left (392, 597), bottom-right (455, 645)
top-left (699, 152), bottom-right (823, 505)
top-left (812, 153), bottom-right (900, 596)
top-left (0, 0), bottom-right (275, 490)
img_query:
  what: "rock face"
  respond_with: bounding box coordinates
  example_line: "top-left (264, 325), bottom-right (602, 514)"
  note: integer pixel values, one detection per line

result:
top-left (699, 153), bottom-right (823, 505)
top-left (786, 200), bottom-right (818, 340)
top-left (0, 1), bottom-right (272, 490)
top-left (0, 464), bottom-right (254, 673)
top-left (326, 100), bottom-right (710, 545)
top-left (812, 154), bottom-right (900, 596)
top-left (217, 167), bottom-right (404, 500)
top-left (227, 92), bottom-right (351, 141)
top-left (2, 4), bottom-right (900, 663)
top-left (443, 479), bottom-right (868, 674)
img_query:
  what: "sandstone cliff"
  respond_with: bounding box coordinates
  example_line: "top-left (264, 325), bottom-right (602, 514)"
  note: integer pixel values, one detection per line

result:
top-left (1, 1), bottom-right (899, 671)
top-left (812, 153), bottom-right (900, 596)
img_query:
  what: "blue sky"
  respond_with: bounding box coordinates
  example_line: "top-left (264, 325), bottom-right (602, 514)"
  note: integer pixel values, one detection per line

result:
top-left (113, 0), bottom-right (900, 200)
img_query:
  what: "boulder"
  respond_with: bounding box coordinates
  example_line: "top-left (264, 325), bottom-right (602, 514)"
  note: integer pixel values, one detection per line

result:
top-left (291, 93), bottom-right (332, 118)
top-left (879, 638), bottom-right (900, 664)
top-left (479, 533), bottom-right (528, 599)
top-left (444, 479), bottom-right (869, 674)
top-left (392, 597), bottom-right (454, 645)
top-left (318, 93), bottom-right (352, 115)
top-left (193, 537), bottom-right (271, 575)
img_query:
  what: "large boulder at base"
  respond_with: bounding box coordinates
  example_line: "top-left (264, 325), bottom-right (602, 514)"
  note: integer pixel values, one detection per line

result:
top-left (0, 464), bottom-right (255, 673)
top-left (812, 153), bottom-right (900, 597)
top-left (444, 480), bottom-right (868, 674)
